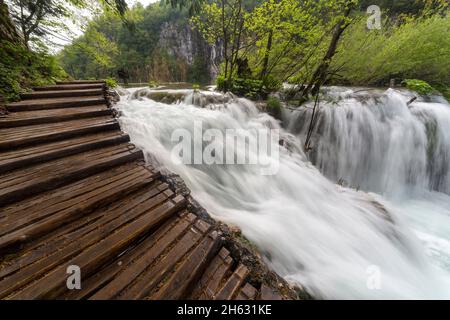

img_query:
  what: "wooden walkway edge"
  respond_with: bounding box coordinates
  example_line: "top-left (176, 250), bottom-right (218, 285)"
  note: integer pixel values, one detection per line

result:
top-left (0, 81), bottom-right (285, 300)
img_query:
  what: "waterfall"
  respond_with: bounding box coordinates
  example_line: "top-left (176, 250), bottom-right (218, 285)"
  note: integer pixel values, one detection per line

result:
top-left (286, 87), bottom-right (450, 197)
top-left (116, 87), bottom-right (450, 299)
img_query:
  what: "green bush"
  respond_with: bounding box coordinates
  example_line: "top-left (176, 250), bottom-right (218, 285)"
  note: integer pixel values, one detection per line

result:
top-left (266, 96), bottom-right (282, 119)
top-left (267, 96), bottom-right (281, 109)
top-left (403, 79), bottom-right (434, 95)
top-left (0, 40), bottom-right (66, 101)
top-left (192, 83), bottom-right (201, 90)
top-left (216, 75), bottom-right (281, 100)
top-left (105, 77), bottom-right (118, 88)
top-left (148, 80), bottom-right (159, 88)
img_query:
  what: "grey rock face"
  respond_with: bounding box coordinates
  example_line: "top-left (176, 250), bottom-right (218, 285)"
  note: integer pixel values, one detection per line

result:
top-left (157, 22), bottom-right (223, 81)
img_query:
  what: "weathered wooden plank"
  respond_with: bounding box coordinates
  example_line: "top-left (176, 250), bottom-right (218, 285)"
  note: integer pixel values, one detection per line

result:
top-left (21, 89), bottom-right (103, 100)
top-left (7, 195), bottom-right (185, 299)
top-left (89, 212), bottom-right (196, 300)
top-left (1, 105), bottom-right (109, 119)
top-left (0, 146), bottom-right (143, 210)
top-left (192, 250), bottom-right (234, 300)
top-left (0, 106), bottom-right (112, 128)
top-left (6, 96), bottom-right (105, 112)
top-left (0, 185), bottom-right (173, 290)
top-left (56, 80), bottom-right (105, 85)
top-left (189, 248), bottom-right (230, 299)
top-left (115, 217), bottom-right (212, 300)
top-left (0, 180), bottom-right (168, 281)
top-left (149, 230), bottom-right (220, 300)
top-left (0, 119), bottom-right (119, 151)
top-left (0, 163), bottom-right (156, 252)
top-left (62, 211), bottom-right (188, 300)
top-left (0, 162), bottom-right (153, 217)
top-left (0, 168), bottom-right (157, 237)
top-left (0, 144), bottom-right (133, 192)
top-left (235, 283), bottom-right (257, 300)
top-left (0, 133), bottom-right (129, 173)
top-left (214, 264), bottom-right (249, 300)
top-left (0, 116), bottom-right (114, 139)
top-left (33, 84), bottom-right (104, 91)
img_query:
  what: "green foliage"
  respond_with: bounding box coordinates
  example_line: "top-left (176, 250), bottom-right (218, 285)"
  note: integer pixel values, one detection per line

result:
top-left (188, 55), bottom-right (210, 84)
top-left (333, 13), bottom-right (450, 88)
top-left (267, 96), bottom-right (281, 110)
top-left (148, 80), bottom-right (159, 88)
top-left (192, 83), bottom-right (200, 90)
top-left (59, 3), bottom-right (192, 83)
top-left (266, 96), bottom-right (282, 119)
top-left (217, 75), bottom-right (281, 99)
top-left (0, 40), bottom-right (66, 101)
top-left (105, 77), bottom-right (118, 88)
top-left (59, 27), bottom-right (119, 80)
top-left (193, 0), bottom-right (359, 89)
top-left (403, 79), bottom-right (434, 95)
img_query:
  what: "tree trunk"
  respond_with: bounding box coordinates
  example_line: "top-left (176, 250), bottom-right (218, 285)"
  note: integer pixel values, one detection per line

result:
top-left (301, 6), bottom-right (353, 99)
top-left (260, 29), bottom-right (273, 79)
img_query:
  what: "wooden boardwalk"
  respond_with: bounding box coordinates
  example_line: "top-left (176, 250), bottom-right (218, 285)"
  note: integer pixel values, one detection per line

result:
top-left (0, 81), bottom-right (283, 300)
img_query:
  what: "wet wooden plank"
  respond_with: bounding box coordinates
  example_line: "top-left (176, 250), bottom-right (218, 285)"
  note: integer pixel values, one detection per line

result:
top-left (90, 212), bottom-right (197, 300)
top-left (57, 80), bottom-right (105, 85)
top-left (0, 167), bottom-right (157, 238)
top-left (6, 96), bottom-right (105, 112)
top-left (5, 195), bottom-right (186, 299)
top-left (149, 230), bottom-right (220, 300)
top-left (33, 84), bottom-right (104, 91)
top-left (214, 264), bottom-right (249, 300)
top-left (62, 211), bottom-right (189, 300)
top-left (0, 179), bottom-right (168, 281)
top-left (0, 145), bottom-right (143, 213)
top-left (0, 167), bottom-right (156, 253)
top-left (0, 186), bottom-right (170, 297)
top-left (0, 118), bottom-right (119, 151)
top-left (235, 283), bottom-right (257, 300)
top-left (0, 132), bottom-right (129, 173)
top-left (0, 105), bottom-right (112, 128)
top-left (191, 249), bottom-right (234, 300)
top-left (115, 216), bottom-right (208, 300)
top-left (21, 89), bottom-right (103, 100)
top-left (0, 161), bottom-right (146, 217)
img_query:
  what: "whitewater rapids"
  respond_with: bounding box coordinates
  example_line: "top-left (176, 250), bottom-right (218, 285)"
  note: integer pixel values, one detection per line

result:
top-left (115, 87), bottom-right (450, 299)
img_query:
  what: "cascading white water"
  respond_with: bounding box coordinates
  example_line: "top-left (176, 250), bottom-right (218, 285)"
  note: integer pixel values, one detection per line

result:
top-left (286, 87), bottom-right (450, 197)
top-left (116, 87), bottom-right (450, 299)
top-left (286, 87), bottom-right (450, 290)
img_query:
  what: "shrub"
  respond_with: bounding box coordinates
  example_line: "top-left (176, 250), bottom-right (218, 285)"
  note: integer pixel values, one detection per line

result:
top-left (105, 77), bottom-right (118, 88)
top-left (216, 75), bottom-right (281, 100)
top-left (148, 80), bottom-right (159, 88)
top-left (192, 83), bottom-right (201, 90)
top-left (0, 40), bottom-right (66, 101)
top-left (266, 96), bottom-right (282, 119)
top-left (403, 79), bottom-right (434, 95)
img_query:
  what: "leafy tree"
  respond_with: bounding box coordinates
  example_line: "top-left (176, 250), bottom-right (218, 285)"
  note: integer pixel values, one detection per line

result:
top-left (191, 0), bottom-right (247, 89)
top-left (8, 0), bottom-right (73, 48)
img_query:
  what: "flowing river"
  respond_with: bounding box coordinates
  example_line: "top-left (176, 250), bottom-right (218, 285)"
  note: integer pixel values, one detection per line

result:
top-left (115, 86), bottom-right (450, 299)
